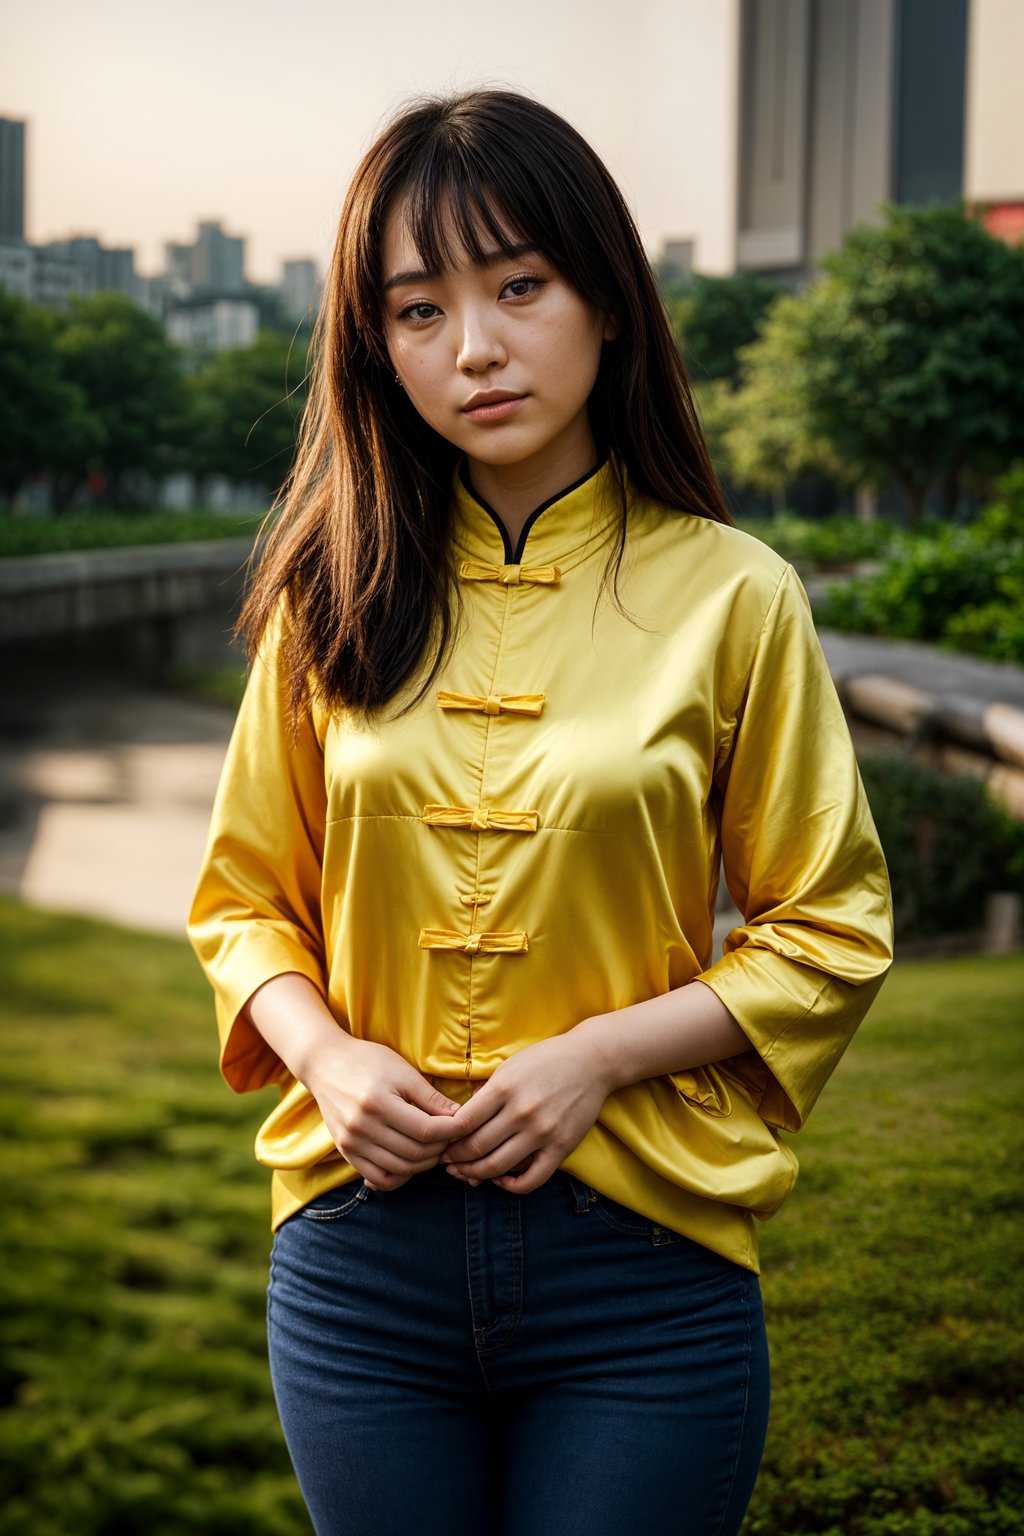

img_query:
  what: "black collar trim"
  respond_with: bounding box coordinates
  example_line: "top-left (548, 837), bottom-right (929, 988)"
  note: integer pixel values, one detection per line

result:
top-left (457, 455), bottom-right (608, 565)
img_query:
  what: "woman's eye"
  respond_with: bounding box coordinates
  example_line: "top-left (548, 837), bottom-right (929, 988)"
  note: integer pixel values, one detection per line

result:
top-left (503, 276), bottom-right (542, 299)
top-left (400, 301), bottom-right (440, 323)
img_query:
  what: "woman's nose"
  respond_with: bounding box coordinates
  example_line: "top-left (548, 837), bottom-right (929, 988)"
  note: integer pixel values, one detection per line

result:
top-left (456, 311), bottom-right (507, 374)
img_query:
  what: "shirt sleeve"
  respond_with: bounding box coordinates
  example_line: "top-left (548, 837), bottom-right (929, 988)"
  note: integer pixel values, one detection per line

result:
top-left (186, 595), bottom-right (329, 1094)
top-left (695, 561), bottom-right (894, 1132)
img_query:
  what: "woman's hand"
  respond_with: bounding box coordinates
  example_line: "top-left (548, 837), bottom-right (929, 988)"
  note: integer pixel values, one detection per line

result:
top-left (305, 1034), bottom-right (462, 1192)
top-left (430, 1034), bottom-right (616, 1194)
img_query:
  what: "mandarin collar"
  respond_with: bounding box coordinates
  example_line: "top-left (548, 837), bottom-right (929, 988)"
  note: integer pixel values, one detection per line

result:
top-left (450, 455), bottom-right (621, 567)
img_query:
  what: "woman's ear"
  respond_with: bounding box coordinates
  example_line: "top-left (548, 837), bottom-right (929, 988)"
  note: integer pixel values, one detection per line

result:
top-left (602, 312), bottom-right (621, 342)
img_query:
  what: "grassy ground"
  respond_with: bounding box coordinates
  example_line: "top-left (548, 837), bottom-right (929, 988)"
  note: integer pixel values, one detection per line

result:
top-left (0, 896), bottom-right (1021, 1535)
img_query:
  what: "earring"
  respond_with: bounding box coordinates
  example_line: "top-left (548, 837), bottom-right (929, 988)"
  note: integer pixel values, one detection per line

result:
top-left (394, 374), bottom-right (403, 388)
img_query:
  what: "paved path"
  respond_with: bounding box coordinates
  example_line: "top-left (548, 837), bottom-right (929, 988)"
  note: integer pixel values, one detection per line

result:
top-left (0, 655), bottom-right (232, 939)
top-left (3, 633), bottom-right (1022, 940)
top-left (817, 628), bottom-right (1024, 709)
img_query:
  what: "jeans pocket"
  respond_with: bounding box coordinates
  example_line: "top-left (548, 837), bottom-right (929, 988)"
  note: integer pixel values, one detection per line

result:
top-left (587, 1186), bottom-right (686, 1245)
top-left (298, 1177), bottom-right (372, 1222)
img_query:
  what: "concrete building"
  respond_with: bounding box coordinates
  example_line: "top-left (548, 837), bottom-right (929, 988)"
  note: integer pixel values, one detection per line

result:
top-left (0, 237), bottom-right (31, 299)
top-left (280, 257), bottom-right (321, 323)
top-left (27, 243), bottom-right (84, 306)
top-left (131, 271), bottom-right (174, 319)
top-left (0, 117), bottom-right (26, 241)
top-left (736, 0), bottom-right (969, 287)
top-left (0, 232), bottom-right (142, 310)
top-left (191, 219), bottom-right (245, 295)
top-left (162, 241), bottom-right (195, 300)
top-left (165, 295), bottom-right (259, 351)
top-left (0, 113), bottom-right (322, 343)
top-left (963, 0), bottom-right (1024, 243)
top-left (0, 120), bottom-right (150, 313)
top-left (656, 0), bottom-right (1023, 282)
top-left (38, 234), bottom-right (137, 295)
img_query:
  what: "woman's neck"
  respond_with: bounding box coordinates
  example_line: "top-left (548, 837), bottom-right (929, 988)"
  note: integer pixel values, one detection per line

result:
top-left (464, 426), bottom-right (601, 550)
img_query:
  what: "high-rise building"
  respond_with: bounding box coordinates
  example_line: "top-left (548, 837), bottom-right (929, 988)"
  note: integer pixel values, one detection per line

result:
top-left (163, 241), bottom-right (194, 300)
top-left (280, 258), bottom-right (321, 323)
top-left (39, 235), bottom-right (137, 296)
top-left (0, 117), bottom-right (26, 241)
top-left (192, 219), bottom-right (245, 295)
top-left (736, 0), bottom-right (970, 288)
top-left (654, 0), bottom-right (1022, 281)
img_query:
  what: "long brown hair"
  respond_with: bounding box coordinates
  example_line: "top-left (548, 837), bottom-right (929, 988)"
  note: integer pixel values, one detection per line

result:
top-left (236, 87), bottom-right (735, 734)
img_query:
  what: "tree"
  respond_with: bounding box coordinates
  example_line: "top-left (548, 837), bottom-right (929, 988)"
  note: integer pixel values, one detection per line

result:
top-left (722, 293), bottom-right (871, 511)
top-left (49, 292), bottom-right (190, 510)
top-left (733, 202), bottom-right (1024, 526)
top-left (0, 288), bottom-right (99, 508)
top-left (185, 330), bottom-right (309, 496)
top-left (665, 272), bottom-right (784, 386)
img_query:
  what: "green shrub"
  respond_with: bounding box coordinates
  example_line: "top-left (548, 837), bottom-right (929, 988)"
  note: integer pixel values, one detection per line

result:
top-left (739, 511), bottom-right (901, 568)
top-left (816, 527), bottom-right (1008, 641)
top-left (974, 464), bottom-right (1024, 542)
top-left (166, 663), bottom-right (248, 711)
top-left (813, 465), bottom-right (1024, 660)
top-left (939, 468), bottom-right (1024, 660)
top-left (858, 752), bottom-right (1024, 937)
top-left (0, 509), bottom-right (265, 558)
top-left (942, 599), bottom-right (1024, 663)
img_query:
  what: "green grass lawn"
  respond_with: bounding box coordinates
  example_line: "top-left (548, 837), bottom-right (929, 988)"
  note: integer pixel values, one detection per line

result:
top-left (1, 896), bottom-right (1021, 1535)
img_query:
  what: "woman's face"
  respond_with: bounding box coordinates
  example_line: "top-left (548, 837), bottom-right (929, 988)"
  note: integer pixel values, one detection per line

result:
top-left (380, 194), bottom-right (615, 477)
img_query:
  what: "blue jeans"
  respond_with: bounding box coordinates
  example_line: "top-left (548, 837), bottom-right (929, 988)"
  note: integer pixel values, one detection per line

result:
top-left (267, 1163), bottom-right (770, 1536)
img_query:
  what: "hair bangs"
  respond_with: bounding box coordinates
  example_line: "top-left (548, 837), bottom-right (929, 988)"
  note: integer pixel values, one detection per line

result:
top-left (395, 136), bottom-right (566, 285)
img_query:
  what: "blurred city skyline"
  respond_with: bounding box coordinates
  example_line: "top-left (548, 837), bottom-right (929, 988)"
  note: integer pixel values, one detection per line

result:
top-left (3, 0), bottom-right (1020, 315)
top-left (1, 0), bottom-right (742, 285)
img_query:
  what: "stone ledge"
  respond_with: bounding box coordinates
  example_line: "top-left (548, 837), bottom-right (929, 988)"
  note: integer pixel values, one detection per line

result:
top-left (0, 538), bottom-right (254, 593)
top-left (0, 539), bottom-right (254, 643)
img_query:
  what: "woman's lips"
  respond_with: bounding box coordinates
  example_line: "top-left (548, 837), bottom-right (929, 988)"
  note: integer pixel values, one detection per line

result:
top-left (462, 396), bottom-right (526, 423)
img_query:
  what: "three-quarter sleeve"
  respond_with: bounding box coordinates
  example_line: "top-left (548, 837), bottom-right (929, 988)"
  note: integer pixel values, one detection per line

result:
top-left (696, 561), bottom-right (894, 1133)
top-left (186, 596), bottom-right (329, 1094)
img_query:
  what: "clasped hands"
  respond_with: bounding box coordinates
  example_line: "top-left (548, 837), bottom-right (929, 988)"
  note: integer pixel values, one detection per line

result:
top-left (426, 1032), bottom-right (614, 1193)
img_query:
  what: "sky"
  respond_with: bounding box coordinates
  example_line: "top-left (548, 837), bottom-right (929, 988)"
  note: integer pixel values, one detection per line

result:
top-left (0, 0), bottom-right (738, 284)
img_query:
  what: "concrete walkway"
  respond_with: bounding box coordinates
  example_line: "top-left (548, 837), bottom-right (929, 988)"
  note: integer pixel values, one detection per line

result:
top-left (0, 655), bottom-right (233, 939)
top-left (817, 628), bottom-right (1024, 710)
top-left (2, 631), bottom-right (1023, 941)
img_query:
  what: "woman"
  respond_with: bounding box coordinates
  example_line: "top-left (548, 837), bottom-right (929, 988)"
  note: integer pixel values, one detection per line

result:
top-left (187, 88), bottom-right (894, 1536)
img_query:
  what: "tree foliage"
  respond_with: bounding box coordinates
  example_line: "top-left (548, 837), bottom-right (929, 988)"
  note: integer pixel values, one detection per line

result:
top-left (0, 284), bottom-right (310, 512)
top-left (0, 288), bottom-right (98, 501)
top-left (725, 203), bottom-right (1024, 524)
top-left (665, 271), bottom-right (784, 385)
top-left (187, 331), bottom-right (309, 489)
top-left (47, 293), bottom-right (190, 510)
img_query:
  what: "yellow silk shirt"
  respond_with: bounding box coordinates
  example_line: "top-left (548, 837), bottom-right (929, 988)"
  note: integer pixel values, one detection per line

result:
top-left (186, 456), bottom-right (894, 1273)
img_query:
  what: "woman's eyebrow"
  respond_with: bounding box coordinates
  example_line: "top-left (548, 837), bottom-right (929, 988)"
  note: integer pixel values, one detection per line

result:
top-left (383, 242), bottom-right (539, 292)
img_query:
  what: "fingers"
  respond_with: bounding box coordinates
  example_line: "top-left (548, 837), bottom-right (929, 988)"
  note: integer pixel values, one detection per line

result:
top-left (357, 1150), bottom-right (442, 1191)
top-left (444, 1136), bottom-right (538, 1184)
top-left (489, 1153), bottom-right (555, 1194)
top-left (348, 1097), bottom-right (457, 1166)
top-left (357, 1157), bottom-right (396, 1192)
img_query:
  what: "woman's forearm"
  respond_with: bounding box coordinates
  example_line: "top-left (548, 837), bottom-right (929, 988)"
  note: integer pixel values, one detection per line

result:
top-left (570, 980), bottom-right (751, 1093)
top-left (244, 973), bottom-right (751, 1100)
top-left (243, 972), bottom-right (358, 1091)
